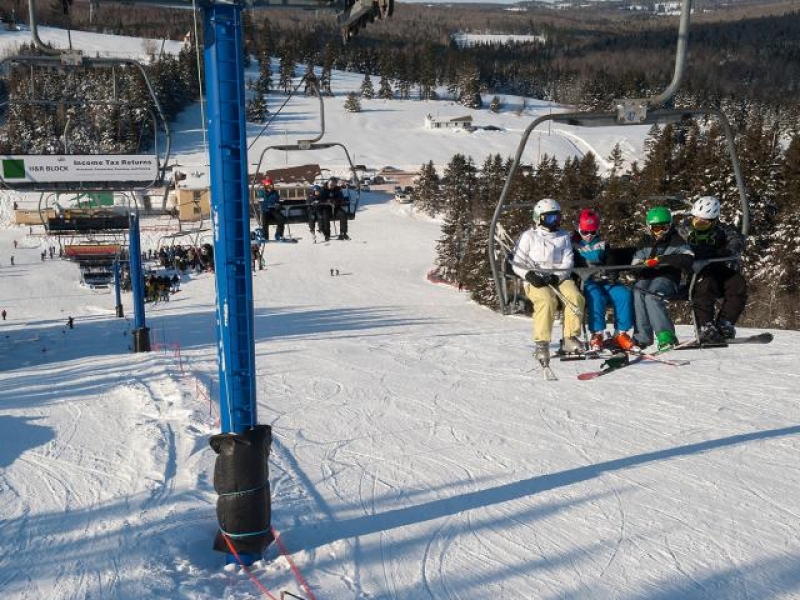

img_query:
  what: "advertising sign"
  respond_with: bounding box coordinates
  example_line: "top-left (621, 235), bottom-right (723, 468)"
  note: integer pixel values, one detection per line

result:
top-left (1, 155), bottom-right (158, 184)
top-left (65, 244), bottom-right (122, 258)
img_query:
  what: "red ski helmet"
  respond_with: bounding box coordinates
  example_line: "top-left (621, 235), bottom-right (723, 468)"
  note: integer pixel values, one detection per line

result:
top-left (578, 209), bottom-right (600, 233)
top-left (262, 178), bottom-right (274, 187)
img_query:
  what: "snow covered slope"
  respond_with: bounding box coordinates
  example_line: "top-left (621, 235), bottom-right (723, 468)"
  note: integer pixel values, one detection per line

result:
top-left (1, 195), bottom-right (799, 599)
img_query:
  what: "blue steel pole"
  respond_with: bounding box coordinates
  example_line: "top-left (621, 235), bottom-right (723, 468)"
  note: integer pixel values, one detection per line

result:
top-left (203, 3), bottom-right (258, 435)
top-left (203, 2), bottom-right (263, 567)
top-left (129, 212), bottom-right (150, 351)
top-left (114, 260), bottom-right (124, 318)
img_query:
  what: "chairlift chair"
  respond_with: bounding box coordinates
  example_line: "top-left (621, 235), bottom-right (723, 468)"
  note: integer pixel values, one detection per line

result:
top-left (488, 0), bottom-right (749, 329)
top-left (250, 76), bottom-right (361, 228)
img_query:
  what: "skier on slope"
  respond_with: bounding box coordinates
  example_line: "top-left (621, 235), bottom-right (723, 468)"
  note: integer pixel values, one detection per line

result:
top-left (571, 208), bottom-right (638, 352)
top-left (677, 195), bottom-right (747, 343)
top-left (512, 198), bottom-right (585, 364)
top-left (631, 206), bottom-right (694, 351)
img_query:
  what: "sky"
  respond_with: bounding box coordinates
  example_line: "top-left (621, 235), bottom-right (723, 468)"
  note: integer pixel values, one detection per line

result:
top-left (1, 26), bottom-right (799, 600)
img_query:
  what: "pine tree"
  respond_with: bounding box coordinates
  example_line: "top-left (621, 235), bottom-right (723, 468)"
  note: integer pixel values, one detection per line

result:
top-left (418, 44), bottom-right (437, 101)
top-left (378, 74), bottom-right (394, 100)
top-left (255, 51), bottom-right (272, 95)
top-left (576, 152), bottom-right (601, 204)
top-left (436, 154), bottom-right (477, 285)
top-left (413, 161), bottom-right (441, 216)
top-left (746, 133), bottom-right (800, 327)
top-left (303, 64), bottom-right (318, 96)
top-left (360, 73), bottom-right (374, 99)
top-left (278, 51), bottom-right (295, 94)
top-left (246, 95), bottom-right (268, 123)
top-left (320, 43), bottom-right (336, 97)
top-left (458, 65), bottom-right (482, 109)
top-left (344, 92), bottom-right (361, 113)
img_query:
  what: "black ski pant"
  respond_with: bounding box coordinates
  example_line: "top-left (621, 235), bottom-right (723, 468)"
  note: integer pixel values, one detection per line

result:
top-left (692, 265), bottom-right (747, 325)
top-left (308, 205), bottom-right (331, 238)
top-left (261, 208), bottom-right (286, 239)
top-left (333, 206), bottom-right (348, 235)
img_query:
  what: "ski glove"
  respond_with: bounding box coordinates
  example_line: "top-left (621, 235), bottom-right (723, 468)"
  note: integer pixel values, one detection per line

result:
top-left (644, 258), bottom-right (660, 267)
top-left (526, 272), bottom-right (559, 287)
top-left (525, 271), bottom-right (547, 287)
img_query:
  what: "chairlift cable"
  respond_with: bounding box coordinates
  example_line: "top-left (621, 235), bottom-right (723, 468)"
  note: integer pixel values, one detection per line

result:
top-left (247, 73), bottom-right (314, 152)
top-left (191, 0), bottom-right (209, 166)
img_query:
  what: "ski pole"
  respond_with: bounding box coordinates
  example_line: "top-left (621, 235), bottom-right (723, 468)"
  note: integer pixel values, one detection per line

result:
top-left (548, 283), bottom-right (582, 317)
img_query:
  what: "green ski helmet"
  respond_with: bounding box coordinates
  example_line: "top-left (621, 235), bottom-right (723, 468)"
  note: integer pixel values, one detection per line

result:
top-left (646, 206), bottom-right (672, 238)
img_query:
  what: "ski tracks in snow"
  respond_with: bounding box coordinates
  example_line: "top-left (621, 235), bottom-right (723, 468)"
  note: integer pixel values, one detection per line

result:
top-left (0, 354), bottom-right (220, 599)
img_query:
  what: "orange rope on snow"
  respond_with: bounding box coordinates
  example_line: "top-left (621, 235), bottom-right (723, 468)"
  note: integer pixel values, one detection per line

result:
top-left (222, 533), bottom-right (280, 600)
top-left (272, 527), bottom-right (317, 600)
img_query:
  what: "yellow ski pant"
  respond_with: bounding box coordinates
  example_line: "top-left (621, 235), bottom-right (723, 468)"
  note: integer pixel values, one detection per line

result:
top-left (524, 280), bottom-right (585, 342)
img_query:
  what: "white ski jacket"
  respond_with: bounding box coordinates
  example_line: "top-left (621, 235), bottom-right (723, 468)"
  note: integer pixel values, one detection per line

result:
top-left (511, 226), bottom-right (575, 282)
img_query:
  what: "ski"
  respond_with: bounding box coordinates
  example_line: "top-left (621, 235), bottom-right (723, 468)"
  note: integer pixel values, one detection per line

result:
top-left (558, 351), bottom-right (603, 362)
top-left (636, 352), bottom-right (690, 367)
top-left (540, 360), bottom-right (558, 381)
top-left (674, 332), bottom-right (773, 350)
top-left (576, 346), bottom-right (691, 380)
top-left (577, 354), bottom-right (645, 380)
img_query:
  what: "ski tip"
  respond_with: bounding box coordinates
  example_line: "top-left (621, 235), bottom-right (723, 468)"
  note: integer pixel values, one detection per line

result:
top-left (577, 372), bottom-right (601, 381)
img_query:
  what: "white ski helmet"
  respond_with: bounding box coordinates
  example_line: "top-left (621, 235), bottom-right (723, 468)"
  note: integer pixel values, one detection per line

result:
top-left (692, 196), bottom-right (720, 220)
top-left (533, 198), bottom-right (561, 223)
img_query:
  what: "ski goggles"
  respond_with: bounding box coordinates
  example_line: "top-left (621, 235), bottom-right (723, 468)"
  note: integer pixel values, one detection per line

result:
top-left (649, 224), bottom-right (670, 235)
top-left (579, 229), bottom-right (598, 238)
top-left (541, 212), bottom-right (562, 228)
top-left (692, 217), bottom-right (715, 231)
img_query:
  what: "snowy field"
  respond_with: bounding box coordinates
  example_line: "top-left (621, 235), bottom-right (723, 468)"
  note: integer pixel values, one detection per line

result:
top-left (1, 25), bottom-right (800, 600)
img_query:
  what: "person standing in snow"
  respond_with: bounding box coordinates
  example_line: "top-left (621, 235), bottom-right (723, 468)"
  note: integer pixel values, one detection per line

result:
top-left (677, 196), bottom-right (747, 343)
top-left (631, 206), bottom-right (694, 351)
top-left (512, 198), bottom-right (585, 364)
top-left (2, 309), bottom-right (6, 321)
top-left (571, 208), bottom-right (638, 352)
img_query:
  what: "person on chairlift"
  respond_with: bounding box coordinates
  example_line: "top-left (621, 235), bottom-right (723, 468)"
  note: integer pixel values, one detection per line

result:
top-left (512, 198), bottom-right (586, 364)
top-left (677, 195), bottom-right (747, 343)
top-left (307, 184), bottom-right (331, 241)
top-left (571, 208), bottom-right (638, 353)
top-left (258, 178), bottom-right (286, 241)
top-left (322, 176), bottom-right (350, 240)
top-left (631, 206), bottom-right (694, 351)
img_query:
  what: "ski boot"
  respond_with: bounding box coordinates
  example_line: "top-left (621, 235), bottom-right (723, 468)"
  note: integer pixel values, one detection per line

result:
top-left (589, 332), bottom-right (605, 352)
top-left (656, 330), bottom-right (679, 351)
top-left (601, 352), bottom-right (629, 372)
top-left (716, 319), bottom-right (736, 340)
top-left (613, 332), bottom-right (640, 353)
top-left (534, 341), bottom-right (550, 366)
top-left (699, 322), bottom-right (724, 344)
top-left (561, 336), bottom-right (586, 355)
